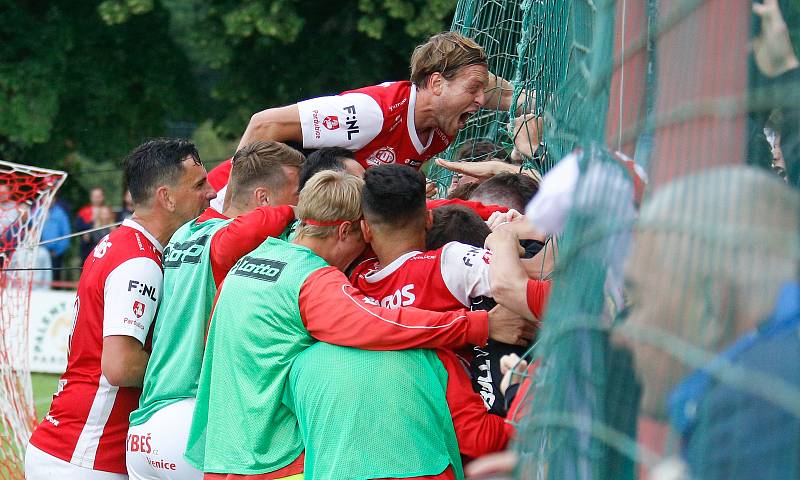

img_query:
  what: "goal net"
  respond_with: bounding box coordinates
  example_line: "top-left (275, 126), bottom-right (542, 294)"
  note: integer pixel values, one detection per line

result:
top-left (0, 161), bottom-right (67, 479)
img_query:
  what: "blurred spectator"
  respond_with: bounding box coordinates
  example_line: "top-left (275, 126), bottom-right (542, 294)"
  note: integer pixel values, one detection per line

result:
top-left (88, 206), bottom-right (115, 249)
top-left (41, 198), bottom-right (71, 284)
top-left (616, 167), bottom-right (799, 479)
top-left (75, 187), bottom-right (106, 262)
top-left (116, 189), bottom-right (134, 222)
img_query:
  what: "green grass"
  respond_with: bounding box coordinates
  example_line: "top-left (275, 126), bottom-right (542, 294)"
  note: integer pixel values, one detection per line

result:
top-left (31, 373), bottom-right (59, 421)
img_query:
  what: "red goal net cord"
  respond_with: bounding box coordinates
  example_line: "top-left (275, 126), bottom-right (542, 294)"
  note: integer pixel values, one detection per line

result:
top-left (0, 161), bottom-right (66, 479)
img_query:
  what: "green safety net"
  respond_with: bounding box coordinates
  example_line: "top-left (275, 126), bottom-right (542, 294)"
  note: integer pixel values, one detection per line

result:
top-left (442, 0), bottom-right (800, 478)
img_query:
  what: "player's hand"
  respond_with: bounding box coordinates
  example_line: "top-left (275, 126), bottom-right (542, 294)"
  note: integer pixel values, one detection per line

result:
top-left (465, 450), bottom-right (518, 480)
top-left (484, 230), bottom-right (524, 257)
top-left (510, 114), bottom-right (543, 158)
top-left (486, 209), bottom-right (522, 231)
top-left (425, 180), bottom-right (439, 199)
top-left (487, 305), bottom-right (537, 346)
top-left (435, 158), bottom-right (511, 180)
top-left (499, 353), bottom-right (528, 395)
top-left (753, 0), bottom-right (799, 77)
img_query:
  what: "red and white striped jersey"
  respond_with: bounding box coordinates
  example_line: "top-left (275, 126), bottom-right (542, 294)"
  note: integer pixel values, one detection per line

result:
top-left (29, 219), bottom-right (164, 474)
top-left (349, 241), bottom-right (494, 311)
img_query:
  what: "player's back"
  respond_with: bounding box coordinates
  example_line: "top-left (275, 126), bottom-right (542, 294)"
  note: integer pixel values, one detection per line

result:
top-left (29, 221), bottom-right (162, 473)
top-left (350, 241), bottom-right (493, 312)
top-left (131, 216), bottom-right (230, 427)
top-left (285, 342), bottom-right (463, 480)
top-left (184, 236), bottom-right (329, 474)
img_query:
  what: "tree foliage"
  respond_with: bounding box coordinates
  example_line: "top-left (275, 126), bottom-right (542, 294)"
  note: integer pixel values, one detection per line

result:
top-left (0, 0), bottom-right (455, 205)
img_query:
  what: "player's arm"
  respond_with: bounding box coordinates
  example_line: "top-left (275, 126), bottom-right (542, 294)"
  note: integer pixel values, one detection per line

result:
top-left (427, 198), bottom-right (509, 220)
top-left (485, 230), bottom-right (550, 320)
top-left (237, 104), bottom-right (303, 151)
top-left (436, 349), bottom-right (513, 458)
top-left (485, 73), bottom-right (534, 113)
top-left (209, 205), bottom-right (295, 287)
top-left (100, 257), bottom-right (162, 387)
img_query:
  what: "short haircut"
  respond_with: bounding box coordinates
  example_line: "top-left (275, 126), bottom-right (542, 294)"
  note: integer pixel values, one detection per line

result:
top-left (469, 173), bottom-right (539, 211)
top-left (295, 170), bottom-right (364, 239)
top-left (447, 181), bottom-right (481, 200)
top-left (229, 141), bottom-right (305, 201)
top-left (455, 140), bottom-right (510, 163)
top-left (410, 32), bottom-right (488, 89)
top-left (362, 164), bottom-right (426, 228)
top-left (298, 147), bottom-right (355, 191)
top-left (124, 138), bottom-right (200, 206)
top-left (426, 205), bottom-right (491, 250)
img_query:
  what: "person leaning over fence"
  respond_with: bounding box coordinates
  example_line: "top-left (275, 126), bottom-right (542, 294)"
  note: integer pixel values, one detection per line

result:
top-left (208, 31), bottom-right (531, 211)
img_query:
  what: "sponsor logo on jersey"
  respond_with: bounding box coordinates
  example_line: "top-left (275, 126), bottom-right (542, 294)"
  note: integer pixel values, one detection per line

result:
top-left (380, 284), bottom-right (416, 309)
top-left (45, 414), bottom-right (60, 427)
top-left (128, 279), bottom-right (157, 301)
top-left (163, 234), bottom-right (209, 268)
top-left (462, 247), bottom-right (483, 267)
top-left (132, 300), bottom-right (146, 318)
top-left (388, 98), bottom-right (408, 112)
top-left (94, 238), bottom-right (112, 258)
top-left (231, 256), bottom-right (286, 282)
top-left (322, 116), bottom-right (339, 130)
top-left (362, 296), bottom-right (380, 306)
top-left (388, 115), bottom-right (402, 132)
top-left (311, 109), bottom-right (322, 139)
top-left (405, 159), bottom-right (423, 168)
top-left (55, 379), bottom-right (67, 396)
top-left (343, 105), bottom-right (360, 140)
top-left (482, 251), bottom-right (492, 264)
top-left (366, 146), bottom-right (397, 167)
top-left (475, 358), bottom-right (496, 409)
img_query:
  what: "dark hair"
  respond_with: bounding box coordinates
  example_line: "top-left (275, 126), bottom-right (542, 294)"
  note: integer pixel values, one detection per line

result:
top-left (469, 173), bottom-right (539, 211)
top-left (299, 147), bottom-right (355, 191)
top-left (124, 138), bottom-right (200, 205)
top-left (362, 164), bottom-right (426, 227)
top-left (426, 205), bottom-right (490, 250)
top-left (455, 140), bottom-right (509, 163)
top-left (230, 141), bottom-right (305, 201)
top-left (447, 181), bottom-right (480, 200)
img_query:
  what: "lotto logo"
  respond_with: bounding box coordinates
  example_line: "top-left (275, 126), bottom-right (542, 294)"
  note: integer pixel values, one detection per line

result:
top-left (322, 116), bottom-right (339, 130)
top-left (232, 256), bottom-right (286, 282)
top-left (163, 235), bottom-right (210, 268)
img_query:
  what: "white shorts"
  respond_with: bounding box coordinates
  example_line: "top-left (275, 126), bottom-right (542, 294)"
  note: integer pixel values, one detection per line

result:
top-left (126, 398), bottom-right (201, 480)
top-left (25, 443), bottom-right (127, 480)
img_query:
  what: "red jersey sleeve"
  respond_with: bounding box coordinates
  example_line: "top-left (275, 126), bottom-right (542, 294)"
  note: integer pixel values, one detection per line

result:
top-left (526, 279), bottom-right (551, 319)
top-left (209, 205), bottom-right (295, 287)
top-left (427, 198), bottom-right (509, 221)
top-left (299, 266), bottom-right (488, 350)
top-left (207, 158), bottom-right (232, 191)
top-left (436, 349), bottom-right (512, 459)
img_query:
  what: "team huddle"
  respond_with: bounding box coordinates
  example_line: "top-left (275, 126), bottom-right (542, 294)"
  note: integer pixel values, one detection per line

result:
top-left (25, 33), bottom-right (551, 480)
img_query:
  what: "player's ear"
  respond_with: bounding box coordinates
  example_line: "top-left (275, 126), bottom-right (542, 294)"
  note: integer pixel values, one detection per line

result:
top-left (337, 221), bottom-right (352, 241)
top-left (361, 219), bottom-right (373, 243)
top-left (429, 72), bottom-right (444, 95)
top-left (155, 185), bottom-right (175, 212)
top-left (253, 186), bottom-right (269, 206)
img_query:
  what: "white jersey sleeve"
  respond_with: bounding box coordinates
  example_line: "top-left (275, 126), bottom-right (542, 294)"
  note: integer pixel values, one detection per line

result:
top-left (102, 257), bottom-right (162, 344)
top-left (439, 241), bottom-right (494, 306)
top-left (297, 92), bottom-right (384, 150)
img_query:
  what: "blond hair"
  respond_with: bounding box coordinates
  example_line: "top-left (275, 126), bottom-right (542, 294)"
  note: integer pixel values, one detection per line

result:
top-left (295, 170), bottom-right (364, 239)
top-left (410, 32), bottom-right (487, 88)
top-left (229, 141), bottom-right (305, 202)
